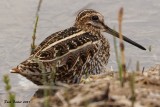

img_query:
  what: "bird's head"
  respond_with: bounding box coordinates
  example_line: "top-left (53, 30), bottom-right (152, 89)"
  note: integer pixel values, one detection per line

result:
top-left (74, 9), bottom-right (146, 50)
top-left (74, 9), bottom-right (105, 33)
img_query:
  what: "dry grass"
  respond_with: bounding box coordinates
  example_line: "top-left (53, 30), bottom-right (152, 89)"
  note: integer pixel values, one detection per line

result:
top-left (30, 0), bottom-right (43, 54)
top-left (118, 7), bottom-right (126, 86)
top-left (3, 75), bottom-right (15, 107)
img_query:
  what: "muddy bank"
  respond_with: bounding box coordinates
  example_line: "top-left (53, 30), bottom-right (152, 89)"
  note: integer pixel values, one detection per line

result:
top-left (27, 64), bottom-right (160, 107)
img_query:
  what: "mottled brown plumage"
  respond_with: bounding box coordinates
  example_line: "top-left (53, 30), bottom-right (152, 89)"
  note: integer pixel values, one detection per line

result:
top-left (11, 9), bottom-right (146, 85)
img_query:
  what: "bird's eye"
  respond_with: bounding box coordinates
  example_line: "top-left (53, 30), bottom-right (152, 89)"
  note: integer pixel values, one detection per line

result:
top-left (91, 15), bottom-right (99, 21)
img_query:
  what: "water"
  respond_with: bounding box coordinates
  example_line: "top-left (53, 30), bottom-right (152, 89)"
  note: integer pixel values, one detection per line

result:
top-left (0, 0), bottom-right (160, 107)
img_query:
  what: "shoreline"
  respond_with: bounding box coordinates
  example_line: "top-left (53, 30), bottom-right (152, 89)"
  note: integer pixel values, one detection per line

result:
top-left (27, 64), bottom-right (160, 107)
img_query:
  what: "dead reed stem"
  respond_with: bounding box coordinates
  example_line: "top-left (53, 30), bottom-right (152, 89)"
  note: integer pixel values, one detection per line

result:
top-left (118, 7), bottom-right (126, 85)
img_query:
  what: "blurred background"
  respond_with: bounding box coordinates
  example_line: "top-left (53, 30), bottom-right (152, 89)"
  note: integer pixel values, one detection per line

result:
top-left (0, 0), bottom-right (160, 106)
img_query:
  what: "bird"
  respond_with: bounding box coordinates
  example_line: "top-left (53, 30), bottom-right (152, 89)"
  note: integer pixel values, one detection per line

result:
top-left (11, 9), bottom-right (146, 85)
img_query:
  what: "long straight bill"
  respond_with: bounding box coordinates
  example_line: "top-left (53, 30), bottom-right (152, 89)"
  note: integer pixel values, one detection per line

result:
top-left (104, 25), bottom-right (146, 50)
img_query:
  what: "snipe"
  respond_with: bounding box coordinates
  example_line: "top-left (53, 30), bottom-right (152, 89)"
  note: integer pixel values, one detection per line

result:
top-left (11, 9), bottom-right (146, 85)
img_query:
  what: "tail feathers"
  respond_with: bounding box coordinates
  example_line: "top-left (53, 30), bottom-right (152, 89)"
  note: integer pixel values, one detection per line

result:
top-left (10, 67), bottom-right (21, 73)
